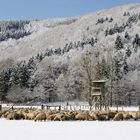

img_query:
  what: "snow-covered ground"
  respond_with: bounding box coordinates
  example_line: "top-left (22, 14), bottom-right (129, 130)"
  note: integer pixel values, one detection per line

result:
top-left (0, 119), bottom-right (140, 140)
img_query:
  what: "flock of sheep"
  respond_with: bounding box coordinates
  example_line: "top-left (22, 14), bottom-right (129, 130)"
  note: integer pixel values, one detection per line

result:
top-left (0, 107), bottom-right (140, 121)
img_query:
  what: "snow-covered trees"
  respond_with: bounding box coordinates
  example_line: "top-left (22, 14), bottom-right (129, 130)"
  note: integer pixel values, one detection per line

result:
top-left (123, 11), bottom-right (130, 16)
top-left (79, 50), bottom-right (96, 105)
top-left (124, 32), bottom-right (130, 40)
top-left (96, 17), bottom-right (113, 25)
top-left (0, 21), bottom-right (30, 41)
top-left (125, 47), bottom-right (132, 57)
top-left (0, 34), bottom-right (139, 105)
top-left (1, 4), bottom-right (140, 105)
top-left (0, 59), bottom-right (37, 102)
top-left (105, 13), bottom-right (140, 37)
top-left (0, 69), bottom-right (11, 101)
top-left (115, 35), bottom-right (124, 50)
top-left (132, 34), bottom-right (140, 52)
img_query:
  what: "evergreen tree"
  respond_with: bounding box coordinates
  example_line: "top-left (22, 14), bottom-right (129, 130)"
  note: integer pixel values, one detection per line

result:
top-left (105, 28), bottom-right (109, 36)
top-left (11, 66), bottom-right (20, 85)
top-left (123, 60), bottom-right (129, 75)
top-left (36, 53), bottom-right (44, 62)
top-left (94, 58), bottom-right (109, 80)
top-left (133, 34), bottom-right (140, 46)
top-left (123, 12), bottom-right (127, 16)
top-left (111, 58), bottom-right (123, 106)
top-left (27, 57), bottom-right (36, 71)
top-left (126, 48), bottom-right (132, 57)
top-left (115, 35), bottom-right (124, 50)
top-left (124, 32), bottom-right (130, 40)
top-left (0, 70), bottom-right (11, 101)
top-left (132, 34), bottom-right (140, 52)
top-left (94, 62), bottom-right (102, 80)
top-left (113, 58), bottom-right (122, 80)
top-left (100, 57), bottom-right (110, 79)
top-left (18, 62), bottom-right (31, 88)
top-left (109, 17), bottom-right (113, 22)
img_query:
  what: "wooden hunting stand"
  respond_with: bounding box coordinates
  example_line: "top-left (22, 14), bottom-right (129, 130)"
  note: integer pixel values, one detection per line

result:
top-left (91, 80), bottom-right (106, 110)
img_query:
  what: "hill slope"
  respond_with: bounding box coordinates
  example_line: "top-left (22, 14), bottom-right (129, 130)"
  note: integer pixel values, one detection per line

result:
top-left (0, 3), bottom-right (140, 105)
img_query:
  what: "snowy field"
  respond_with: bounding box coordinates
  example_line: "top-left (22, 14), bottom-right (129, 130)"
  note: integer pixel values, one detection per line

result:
top-left (0, 119), bottom-right (140, 140)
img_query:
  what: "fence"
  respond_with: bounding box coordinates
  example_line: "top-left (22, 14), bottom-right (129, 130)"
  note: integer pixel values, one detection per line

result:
top-left (0, 103), bottom-right (140, 112)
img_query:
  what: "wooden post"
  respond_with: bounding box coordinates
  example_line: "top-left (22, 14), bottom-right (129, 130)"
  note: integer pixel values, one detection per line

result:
top-left (138, 106), bottom-right (140, 119)
top-left (12, 106), bottom-right (14, 110)
top-left (95, 104), bottom-right (97, 110)
top-left (105, 105), bottom-right (107, 111)
top-left (100, 95), bottom-right (102, 111)
top-left (46, 105), bottom-right (49, 110)
top-left (41, 104), bottom-right (44, 110)
top-left (0, 105), bottom-right (1, 111)
top-left (58, 106), bottom-right (61, 111)
top-left (70, 105), bottom-right (72, 110)
top-left (116, 105), bottom-right (118, 112)
top-left (90, 106), bottom-right (92, 111)
top-left (65, 106), bottom-right (68, 110)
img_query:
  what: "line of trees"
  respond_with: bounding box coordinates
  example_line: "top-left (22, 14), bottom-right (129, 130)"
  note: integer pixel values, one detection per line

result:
top-left (0, 34), bottom-right (140, 105)
top-left (0, 20), bottom-right (31, 42)
top-left (105, 12), bottom-right (140, 36)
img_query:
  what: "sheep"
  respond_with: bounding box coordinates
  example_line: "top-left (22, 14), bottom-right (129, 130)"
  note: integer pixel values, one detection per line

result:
top-left (16, 110), bottom-right (26, 120)
top-left (26, 112), bottom-right (36, 120)
top-left (65, 111), bottom-right (75, 120)
top-left (34, 112), bottom-right (46, 121)
top-left (47, 114), bottom-right (57, 120)
top-left (2, 111), bottom-right (10, 118)
top-left (129, 112), bottom-right (140, 120)
top-left (75, 112), bottom-right (92, 120)
top-left (53, 113), bottom-right (66, 121)
top-left (6, 112), bottom-right (20, 120)
top-left (107, 111), bottom-right (117, 120)
top-left (1, 107), bottom-right (140, 122)
top-left (123, 112), bottom-right (132, 120)
top-left (89, 112), bottom-right (98, 120)
top-left (95, 112), bottom-right (108, 121)
top-left (113, 112), bottom-right (123, 121)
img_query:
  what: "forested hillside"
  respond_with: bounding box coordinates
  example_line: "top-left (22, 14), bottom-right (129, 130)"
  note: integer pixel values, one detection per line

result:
top-left (0, 4), bottom-right (140, 106)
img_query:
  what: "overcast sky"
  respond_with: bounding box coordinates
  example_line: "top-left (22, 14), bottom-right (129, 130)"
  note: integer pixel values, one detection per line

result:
top-left (0, 0), bottom-right (140, 20)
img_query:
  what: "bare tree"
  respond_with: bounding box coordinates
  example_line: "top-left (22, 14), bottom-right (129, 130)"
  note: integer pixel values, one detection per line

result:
top-left (78, 49), bottom-right (100, 105)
